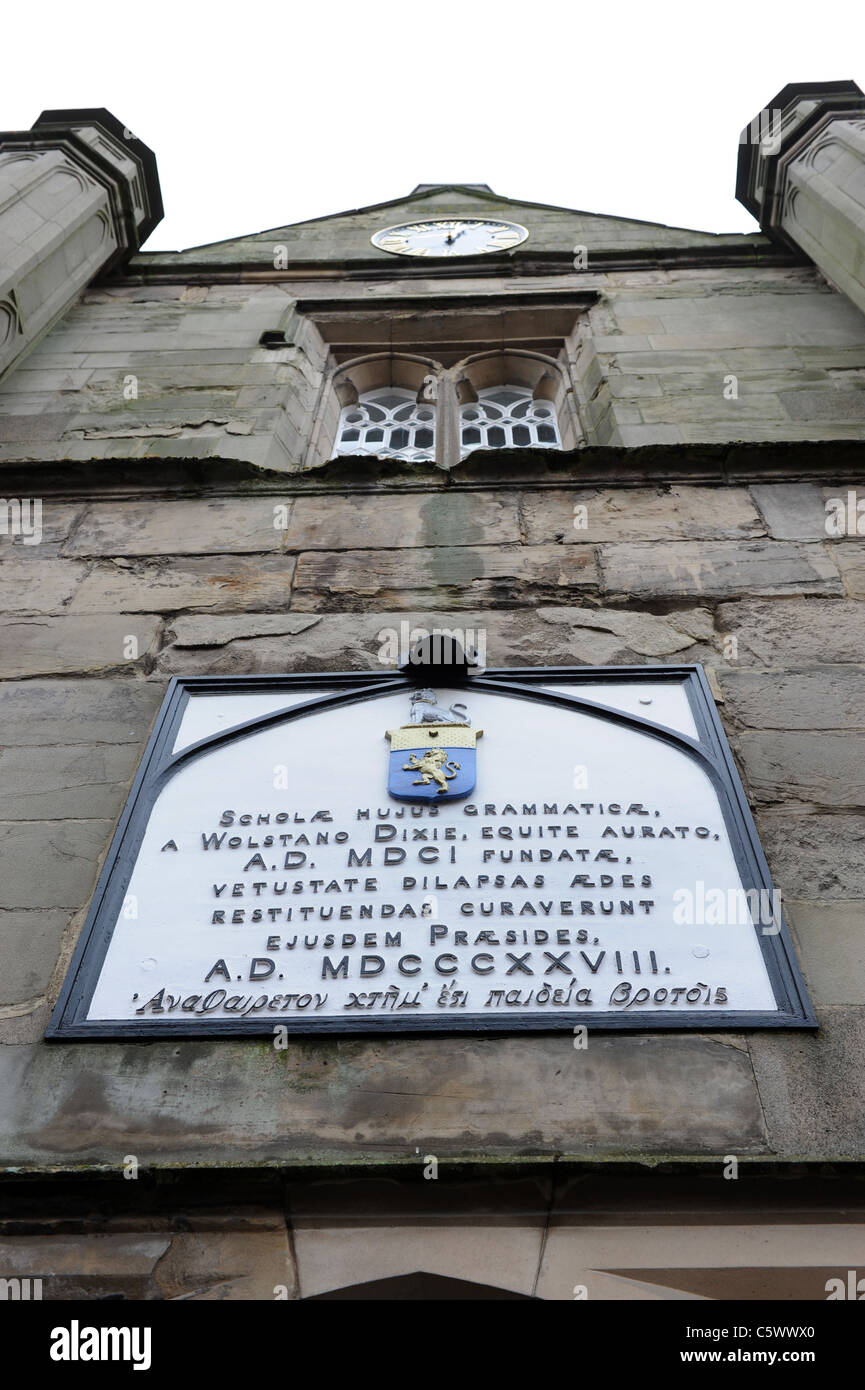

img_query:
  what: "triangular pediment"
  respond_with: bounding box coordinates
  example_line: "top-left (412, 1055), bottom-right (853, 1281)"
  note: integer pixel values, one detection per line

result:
top-left (134, 183), bottom-right (765, 267)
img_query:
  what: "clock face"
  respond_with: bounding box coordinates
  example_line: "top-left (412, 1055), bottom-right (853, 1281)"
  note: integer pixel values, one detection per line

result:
top-left (371, 218), bottom-right (528, 258)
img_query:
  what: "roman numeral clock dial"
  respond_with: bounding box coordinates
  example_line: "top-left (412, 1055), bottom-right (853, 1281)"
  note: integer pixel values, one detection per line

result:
top-left (371, 218), bottom-right (529, 257)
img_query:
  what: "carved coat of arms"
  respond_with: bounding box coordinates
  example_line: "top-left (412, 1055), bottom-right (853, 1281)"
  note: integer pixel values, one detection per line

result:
top-left (385, 689), bottom-right (482, 802)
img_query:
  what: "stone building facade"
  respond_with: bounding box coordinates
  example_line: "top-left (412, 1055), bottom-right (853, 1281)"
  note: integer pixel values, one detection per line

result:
top-left (0, 85), bottom-right (864, 1301)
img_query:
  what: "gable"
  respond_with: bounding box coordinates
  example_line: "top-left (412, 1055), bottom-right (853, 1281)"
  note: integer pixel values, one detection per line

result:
top-left (132, 184), bottom-right (766, 268)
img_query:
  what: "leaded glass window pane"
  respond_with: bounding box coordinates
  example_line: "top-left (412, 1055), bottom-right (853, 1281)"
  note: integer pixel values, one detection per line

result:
top-left (458, 384), bottom-right (561, 457)
top-left (333, 388), bottom-right (436, 462)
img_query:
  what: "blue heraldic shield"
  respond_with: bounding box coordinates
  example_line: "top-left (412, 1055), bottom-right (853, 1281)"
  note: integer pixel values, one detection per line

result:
top-left (386, 722), bottom-right (482, 802)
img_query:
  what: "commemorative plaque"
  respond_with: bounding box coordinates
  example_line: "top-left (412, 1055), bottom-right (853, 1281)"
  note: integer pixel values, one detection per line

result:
top-left (48, 659), bottom-right (815, 1038)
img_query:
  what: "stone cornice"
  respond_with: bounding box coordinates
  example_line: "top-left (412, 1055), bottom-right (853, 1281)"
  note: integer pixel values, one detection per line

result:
top-left (2, 439), bottom-right (863, 500)
top-left (113, 241), bottom-right (797, 286)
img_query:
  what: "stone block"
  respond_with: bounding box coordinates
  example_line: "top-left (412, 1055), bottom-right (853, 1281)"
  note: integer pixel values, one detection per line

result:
top-left (285, 491), bottom-right (521, 550)
top-left (0, 1226), bottom-right (292, 1300)
top-left (152, 1229), bottom-right (296, 1301)
top-left (8, 368), bottom-right (92, 392)
top-left (750, 483), bottom-right (828, 539)
top-left (786, 901), bottom-right (865, 1007)
top-left (835, 541), bottom-right (865, 597)
top-left (610, 405), bottom-right (642, 426)
top-left (0, 413), bottom-right (78, 442)
top-left (291, 545), bottom-right (599, 610)
top-left (0, 909), bottom-right (70, 1005)
top-left (0, 390), bottom-right (63, 416)
top-left (0, 615), bottom-right (161, 678)
top-left (167, 613), bottom-right (321, 648)
top-left (716, 598), bottom-right (865, 665)
top-left (0, 820), bottom-right (114, 909)
top-left (679, 421), bottom-right (865, 443)
top-left (69, 555), bottom-right (297, 614)
top-left (613, 351), bottom-right (730, 374)
top-left (0, 744), bottom-right (140, 820)
top-left (637, 393), bottom-right (788, 424)
top-left (0, 1033), bottom-right (766, 1168)
top-left (780, 387), bottom-right (865, 421)
top-left (734, 732), bottom-right (865, 810)
top-left (0, 557), bottom-right (85, 612)
top-left (523, 487), bottom-right (764, 544)
top-left (591, 335), bottom-right (652, 353)
top-left (613, 315), bottom-right (666, 336)
top-left (0, 679), bottom-right (162, 746)
top-left (2, 351), bottom-right (89, 370)
top-left (0, 1234), bottom-right (171, 1300)
top-left (749, 1008), bottom-right (865, 1157)
top-left (607, 374), bottom-right (663, 396)
top-left (64, 499), bottom-right (285, 556)
top-left (647, 333), bottom-right (750, 352)
top-left (665, 368), bottom-right (829, 395)
top-left (155, 613), bottom-right (372, 676)
top-left (616, 424), bottom-right (684, 445)
top-left (0, 998), bottom-right (52, 1046)
top-left (531, 604), bottom-right (713, 656)
top-left (0, 503), bottom-right (83, 552)
top-left (717, 668), bottom-right (865, 729)
top-left (757, 813), bottom-right (865, 899)
top-left (601, 540), bottom-right (841, 599)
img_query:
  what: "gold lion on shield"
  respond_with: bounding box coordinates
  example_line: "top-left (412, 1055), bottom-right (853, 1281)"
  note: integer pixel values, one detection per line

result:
top-left (402, 747), bottom-right (461, 794)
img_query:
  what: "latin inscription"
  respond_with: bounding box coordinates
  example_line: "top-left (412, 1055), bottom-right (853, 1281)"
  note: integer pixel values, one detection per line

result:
top-left (131, 799), bottom-right (732, 1020)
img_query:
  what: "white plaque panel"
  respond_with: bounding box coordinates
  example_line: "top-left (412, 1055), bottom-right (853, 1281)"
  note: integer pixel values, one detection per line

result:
top-left (48, 667), bottom-right (815, 1037)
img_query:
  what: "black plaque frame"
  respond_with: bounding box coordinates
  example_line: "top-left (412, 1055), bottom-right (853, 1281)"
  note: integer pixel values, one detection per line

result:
top-left (47, 665), bottom-right (817, 1039)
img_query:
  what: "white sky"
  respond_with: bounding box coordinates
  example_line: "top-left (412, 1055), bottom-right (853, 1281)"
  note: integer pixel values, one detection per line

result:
top-left (5, 1), bottom-right (864, 252)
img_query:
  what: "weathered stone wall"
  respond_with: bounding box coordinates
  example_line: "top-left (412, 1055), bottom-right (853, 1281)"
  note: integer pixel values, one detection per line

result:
top-left (575, 266), bottom-right (865, 445)
top-left (2, 263), bottom-right (865, 470)
top-left (1, 445), bottom-right (863, 1172)
top-left (0, 285), bottom-right (328, 472)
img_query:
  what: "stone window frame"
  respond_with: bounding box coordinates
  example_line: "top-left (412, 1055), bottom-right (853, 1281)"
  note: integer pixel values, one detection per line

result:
top-left (322, 348), bottom-right (579, 469)
top-left (297, 292), bottom-right (596, 469)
